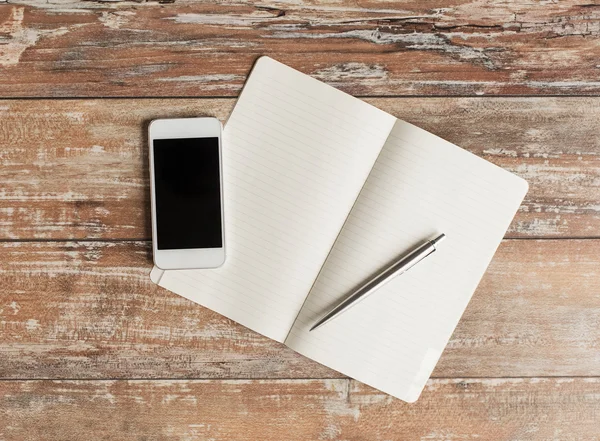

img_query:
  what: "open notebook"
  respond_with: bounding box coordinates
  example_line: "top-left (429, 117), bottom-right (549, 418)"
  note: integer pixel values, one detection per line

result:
top-left (150, 56), bottom-right (528, 403)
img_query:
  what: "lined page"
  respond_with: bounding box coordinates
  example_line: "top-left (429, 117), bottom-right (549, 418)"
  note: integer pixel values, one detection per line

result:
top-left (151, 57), bottom-right (397, 342)
top-left (285, 120), bottom-right (528, 401)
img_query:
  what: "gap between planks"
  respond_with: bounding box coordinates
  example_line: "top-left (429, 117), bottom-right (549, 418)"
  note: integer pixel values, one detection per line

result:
top-left (2, 95), bottom-right (600, 100)
top-left (1, 237), bottom-right (598, 243)
top-left (1, 376), bottom-right (599, 382)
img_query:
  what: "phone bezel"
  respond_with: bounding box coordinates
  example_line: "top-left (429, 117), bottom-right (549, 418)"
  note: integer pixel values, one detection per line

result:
top-left (148, 117), bottom-right (226, 270)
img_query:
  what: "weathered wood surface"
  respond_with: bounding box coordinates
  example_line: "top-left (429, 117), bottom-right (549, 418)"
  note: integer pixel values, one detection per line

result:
top-left (1, 0), bottom-right (599, 432)
top-left (0, 240), bottom-right (334, 380)
top-left (2, 1), bottom-right (600, 97)
top-left (2, 98), bottom-right (599, 240)
top-left (1, 239), bottom-right (598, 379)
top-left (2, 378), bottom-right (600, 440)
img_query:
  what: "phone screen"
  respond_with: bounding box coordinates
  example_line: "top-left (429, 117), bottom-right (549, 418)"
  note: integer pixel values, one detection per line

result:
top-left (153, 137), bottom-right (223, 250)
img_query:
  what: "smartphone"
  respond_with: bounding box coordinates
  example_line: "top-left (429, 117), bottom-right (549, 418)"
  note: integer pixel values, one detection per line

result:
top-left (148, 117), bottom-right (225, 270)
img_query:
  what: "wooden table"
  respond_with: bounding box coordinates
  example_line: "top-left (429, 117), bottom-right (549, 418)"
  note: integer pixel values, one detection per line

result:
top-left (1, 1), bottom-right (599, 439)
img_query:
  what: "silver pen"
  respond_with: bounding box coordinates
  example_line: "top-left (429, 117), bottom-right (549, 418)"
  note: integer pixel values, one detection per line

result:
top-left (310, 233), bottom-right (446, 332)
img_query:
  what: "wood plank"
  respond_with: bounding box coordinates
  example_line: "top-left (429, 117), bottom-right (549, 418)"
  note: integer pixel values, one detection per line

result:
top-left (436, 238), bottom-right (600, 377)
top-left (2, 1), bottom-right (600, 97)
top-left (2, 378), bottom-right (600, 440)
top-left (0, 240), bottom-right (336, 380)
top-left (1, 98), bottom-right (598, 240)
top-left (1, 239), bottom-right (599, 379)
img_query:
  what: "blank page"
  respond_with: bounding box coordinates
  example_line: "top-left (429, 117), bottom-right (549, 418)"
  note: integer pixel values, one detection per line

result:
top-left (151, 57), bottom-right (397, 342)
top-left (285, 120), bottom-right (528, 401)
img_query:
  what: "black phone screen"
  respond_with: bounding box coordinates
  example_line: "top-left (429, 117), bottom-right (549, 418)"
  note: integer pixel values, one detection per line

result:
top-left (153, 137), bottom-right (223, 250)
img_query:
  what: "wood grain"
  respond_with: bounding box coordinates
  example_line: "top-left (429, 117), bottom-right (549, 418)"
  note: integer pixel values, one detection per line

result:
top-left (2, 378), bottom-right (600, 440)
top-left (2, 1), bottom-right (600, 97)
top-left (0, 240), bottom-right (337, 380)
top-left (0, 0), bottom-right (597, 432)
top-left (1, 239), bottom-right (599, 379)
top-left (437, 238), bottom-right (600, 377)
top-left (2, 98), bottom-right (599, 240)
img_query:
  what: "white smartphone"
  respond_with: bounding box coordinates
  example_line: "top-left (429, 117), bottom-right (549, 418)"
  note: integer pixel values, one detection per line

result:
top-left (148, 117), bottom-right (225, 270)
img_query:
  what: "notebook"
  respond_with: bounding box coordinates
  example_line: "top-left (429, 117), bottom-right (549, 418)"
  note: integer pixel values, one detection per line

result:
top-left (150, 56), bottom-right (528, 403)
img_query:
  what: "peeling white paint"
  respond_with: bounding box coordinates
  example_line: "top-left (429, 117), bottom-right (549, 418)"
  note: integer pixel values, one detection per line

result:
top-left (91, 391), bottom-right (116, 405)
top-left (323, 379), bottom-right (350, 397)
top-left (99, 11), bottom-right (135, 30)
top-left (483, 148), bottom-right (518, 157)
top-left (90, 145), bottom-right (105, 154)
top-left (320, 423), bottom-right (341, 440)
top-left (64, 112), bottom-right (85, 123)
top-left (526, 80), bottom-right (600, 90)
top-left (421, 430), bottom-right (480, 440)
top-left (321, 379), bottom-right (360, 421)
top-left (0, 7), bottom-right (70, 67)
top-left (0, 7), bottom-right (39, 67)
top-left (25, 318), bottom-right (40, 331)
top-left (313, 62), bottom-right (388, 82)
top-left (425, 378), bottom-right (532, 391)
top-left (0, 189), bottom-right (87, 202)
top-left (269, 29), bottom-right (498, 69)
top-left (120, 64), bottom-right (170, 77)
top-left (165, 12), bottom-right (282, 27)
top-left (9, 301), bottom-right (21, 315)
top-left (555, 378), bottom-right (575, 384)
top-left (513, 217), bottom-right (565, 235)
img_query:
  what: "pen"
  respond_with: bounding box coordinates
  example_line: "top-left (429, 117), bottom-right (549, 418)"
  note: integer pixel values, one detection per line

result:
top-left (309, 233), bottom-right (446, 332)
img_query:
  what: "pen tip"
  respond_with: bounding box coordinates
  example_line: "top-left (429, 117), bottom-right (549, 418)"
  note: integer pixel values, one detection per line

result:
top-left (309, 321), bottom-right (323, 332)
